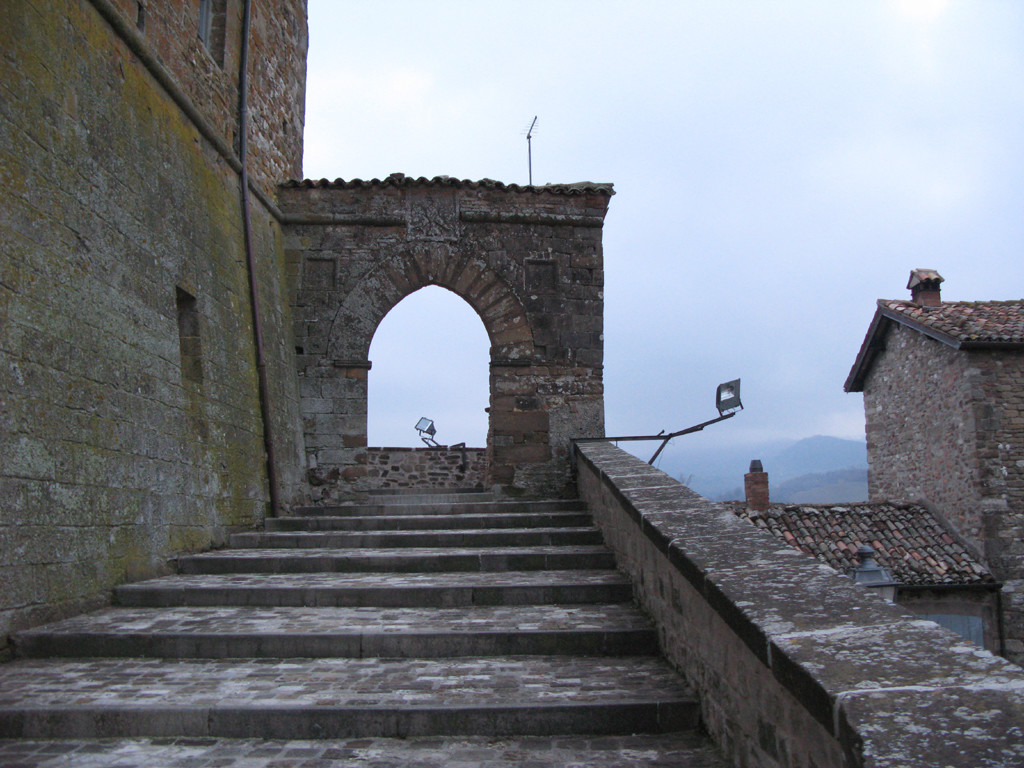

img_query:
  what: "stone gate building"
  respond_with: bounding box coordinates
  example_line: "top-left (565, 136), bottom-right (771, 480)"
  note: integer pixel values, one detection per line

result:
top-left (279, 176), bottom-right (610, 501)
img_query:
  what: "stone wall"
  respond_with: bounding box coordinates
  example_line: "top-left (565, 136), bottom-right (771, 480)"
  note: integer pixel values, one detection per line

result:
top-left (103, 0), bottom-right (307, 194)
top-left (863, 325), bottom-right (983, 549)
top-left (363, 447), bottom-right (487, 491)
top-left (279, 177), bottom-right (611, 500)
top-left (575, 442), bottom-right (1024, 768)
top-left (862, 323), bottom-right (1024, 663)
top-left (0, 0), bottom-right (307, 653)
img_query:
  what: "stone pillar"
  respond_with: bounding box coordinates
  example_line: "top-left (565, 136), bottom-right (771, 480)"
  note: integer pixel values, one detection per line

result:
top-left (744, 460), bottom-right (769, 511)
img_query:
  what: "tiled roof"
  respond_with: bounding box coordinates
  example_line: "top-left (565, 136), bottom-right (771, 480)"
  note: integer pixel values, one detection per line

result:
top-left (879, 299), bottom-right (1024, 345)
top-left (281, 175), bottom-right (614, 196)
top-left (726, 501), bottom-right (994, 586)
top-left (845, 298), bottom-right (1024, 392)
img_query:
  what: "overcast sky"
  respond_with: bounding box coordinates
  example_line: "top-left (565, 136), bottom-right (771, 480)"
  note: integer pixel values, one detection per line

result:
top-left (301, 0), bottom-right (1024, 470)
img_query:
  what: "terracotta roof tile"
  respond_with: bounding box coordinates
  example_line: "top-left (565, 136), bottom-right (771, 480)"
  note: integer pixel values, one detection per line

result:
top-left (846, 297), bottom-right (1024, 391)
top-left (879, 299), bottom-right (1024, 345)
top-left (281, 175), bottom-right (614, 196)
top-left (726, 501), bottom-right (994, 586)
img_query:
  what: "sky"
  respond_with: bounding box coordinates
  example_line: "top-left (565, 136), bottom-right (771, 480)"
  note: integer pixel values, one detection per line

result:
top-left (300, 0), bottom-right (1024, 477)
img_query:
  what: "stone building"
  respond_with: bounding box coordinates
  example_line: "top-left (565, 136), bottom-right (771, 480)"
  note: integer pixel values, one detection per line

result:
top-left (0, 0), bottom-right (609, 652)
top-left (845, 270), bottom-right (1024, 663)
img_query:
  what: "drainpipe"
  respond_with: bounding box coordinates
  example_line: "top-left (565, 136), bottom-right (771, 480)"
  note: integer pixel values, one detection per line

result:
top-left (238, 0), bottom-right (281, 517)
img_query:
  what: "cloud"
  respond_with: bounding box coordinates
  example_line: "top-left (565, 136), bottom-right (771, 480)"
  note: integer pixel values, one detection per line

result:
top-left (809, 129), bottom-right (978, 217)
top-left (892, 0), bottom-right (950, 24)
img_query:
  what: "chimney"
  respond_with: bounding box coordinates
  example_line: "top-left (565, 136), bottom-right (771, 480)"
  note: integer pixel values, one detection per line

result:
top-left (907, 269), bottom-right (944, 307)
top-left (744, 459), bottom-right (769, 511)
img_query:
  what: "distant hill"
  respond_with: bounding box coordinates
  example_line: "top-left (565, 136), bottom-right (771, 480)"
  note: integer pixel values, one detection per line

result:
top-left (767, 436), bottom-right (867, 481)
top-left (715, 468), bottom-right (868, 504)
top-left (664, 435), bottom-right (868, 503)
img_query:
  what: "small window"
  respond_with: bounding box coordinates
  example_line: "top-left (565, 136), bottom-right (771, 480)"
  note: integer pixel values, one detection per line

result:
top-left (198, 0), bottom-right (226, 67)
top-left (921, 613), bottom-right (985, 649)
top-left (176, 287), bottom-right (204, 384)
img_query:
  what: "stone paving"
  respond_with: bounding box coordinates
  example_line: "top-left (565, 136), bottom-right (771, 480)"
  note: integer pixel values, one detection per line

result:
top-left (13, 604), bottom-right (658, 658)
top-left (228, 527), bottom-right (604, 548)
top-left (113, 570), bottom-right (635, 608)
top-left (176, 546), bottom-right (616, 574)
top-left (0, 733), bottom-right (726, 767)
top-left (266, 511), bottom-right (594, 531)
top-left (15, 604), bottom-right (653, 637)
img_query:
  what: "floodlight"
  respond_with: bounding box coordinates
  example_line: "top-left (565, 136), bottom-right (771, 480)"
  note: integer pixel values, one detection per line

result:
top-left (716, 379), bottom-right (742, 415)
top-left (415, 418), bottom-right (439, 447)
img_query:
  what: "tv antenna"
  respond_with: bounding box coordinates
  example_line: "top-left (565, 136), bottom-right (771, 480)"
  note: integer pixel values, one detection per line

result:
top-left (524, 116), bottom-right (538, 185)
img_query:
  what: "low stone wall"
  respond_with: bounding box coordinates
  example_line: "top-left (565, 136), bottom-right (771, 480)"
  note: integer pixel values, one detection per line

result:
top-left (575, 442), bottom-right (1024, 768)
top-left (364, 447), bottom-right (487, 490)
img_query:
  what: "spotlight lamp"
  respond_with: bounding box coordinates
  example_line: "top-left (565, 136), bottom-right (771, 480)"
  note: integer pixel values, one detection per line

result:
top-left (716, 379), bottom-right (742, 415)
top-left (578, 378), bottom-right (744, 464)
top-left (415, 418), bottom-right (439, 447)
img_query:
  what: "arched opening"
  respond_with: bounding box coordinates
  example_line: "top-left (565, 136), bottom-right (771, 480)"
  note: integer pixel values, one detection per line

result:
top-left (367, 285), bottom-right (490, 448)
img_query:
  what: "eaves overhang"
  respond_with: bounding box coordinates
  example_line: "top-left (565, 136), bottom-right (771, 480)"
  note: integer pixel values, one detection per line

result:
top-left (844, 301), bottom-right (1024, 392)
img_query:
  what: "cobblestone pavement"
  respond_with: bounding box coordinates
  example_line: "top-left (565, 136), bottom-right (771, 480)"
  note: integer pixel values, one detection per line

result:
top-left (0, 734), bottom-right (727, 767)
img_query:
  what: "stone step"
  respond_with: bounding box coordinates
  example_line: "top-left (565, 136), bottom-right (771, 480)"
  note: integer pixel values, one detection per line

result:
top-left (177, 546), bottom-right (617, 575)
top-left (0, 656), bottom-right (700, 739)
top-left (362, 490), bottom-right (496, 505)
top-left (290, 499), bottom-right (586, 518)
top-left (228, 527), bottom-right (604, 550)
top-left (0, 732), bottom-right (728, 768)
top-left (265, 511), bottom-right (594, 532)
top-left (115, 571), bottom-right (635, 608)
top-left (13, 605), bottom-right (657, 659)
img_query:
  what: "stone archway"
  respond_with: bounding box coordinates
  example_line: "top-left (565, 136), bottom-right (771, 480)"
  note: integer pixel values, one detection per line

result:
top-left (278, 176), bottom-right (612, 500)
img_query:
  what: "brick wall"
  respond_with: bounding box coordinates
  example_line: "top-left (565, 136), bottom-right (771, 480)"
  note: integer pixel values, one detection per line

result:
top-left (363, 447), bottom-right (487, 490)
top-left (0, 0), bottom-right (307, 652)
top-left (862, 323), bottom-right (1024, 662)
top-left (575, 442), bottom-right (1024, 767)
top-left (279, 178), bottom-right (610, 501)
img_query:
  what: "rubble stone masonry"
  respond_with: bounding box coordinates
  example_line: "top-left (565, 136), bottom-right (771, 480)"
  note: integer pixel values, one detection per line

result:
top-left (364, 447), bottom-right (488, 490)
top-left (863, 323), bottom-right (1024, 662)
top-left (0, 0), bottom-right (308, 653)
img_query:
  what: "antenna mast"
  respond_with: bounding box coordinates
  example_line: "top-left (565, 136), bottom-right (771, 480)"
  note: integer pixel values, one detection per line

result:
top-left (526, 116), bottom-right (537, 185)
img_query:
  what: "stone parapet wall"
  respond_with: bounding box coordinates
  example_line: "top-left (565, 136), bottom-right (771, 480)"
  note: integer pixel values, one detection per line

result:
top-left (363, 447), bottom-right (487, 490)
top-left (575, 442), bottom-right (1024, 768)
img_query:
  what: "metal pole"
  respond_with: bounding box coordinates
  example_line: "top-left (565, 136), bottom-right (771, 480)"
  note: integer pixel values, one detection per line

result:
top-left (526, 116), bottom-right (537, 186)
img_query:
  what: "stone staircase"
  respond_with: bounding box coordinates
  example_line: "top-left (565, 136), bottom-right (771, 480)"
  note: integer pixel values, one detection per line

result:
top-left (0, 492), bottom-right (725, 766)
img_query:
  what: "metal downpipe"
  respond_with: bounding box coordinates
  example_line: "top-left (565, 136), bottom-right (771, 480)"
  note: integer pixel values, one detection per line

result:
top-left (238, 0), bottom-right (281, 517)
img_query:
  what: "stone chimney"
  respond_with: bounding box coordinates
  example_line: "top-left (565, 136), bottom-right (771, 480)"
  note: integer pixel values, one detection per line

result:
top-left (744, 459), bottom-right (769, 511)
top-left (907, 269), bottom-right (944, 307)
